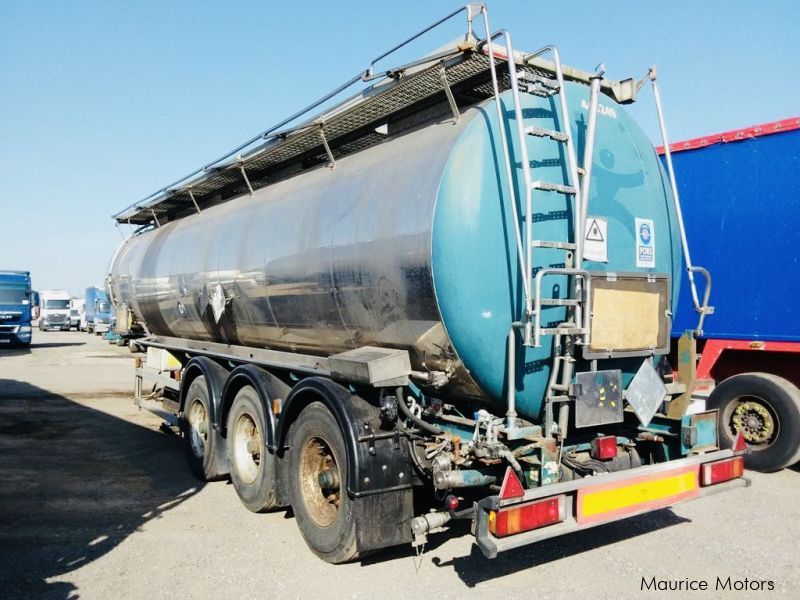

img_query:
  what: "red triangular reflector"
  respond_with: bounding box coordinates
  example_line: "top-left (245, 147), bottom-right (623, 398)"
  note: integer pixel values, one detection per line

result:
top-left (732, 431), bottom-right (748, 453)
top-left (499, 467), bottom-right (525, 500)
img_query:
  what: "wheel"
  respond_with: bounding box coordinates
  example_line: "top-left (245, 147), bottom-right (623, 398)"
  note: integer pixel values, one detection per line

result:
top-left (288, 402), bottom-right (359, 563)
top-left (707, 373), bottom-right (800, 472)
top-left (181, 376), bottom-right (226, 481)
top-left (226, 386), bottom-right (278, 512)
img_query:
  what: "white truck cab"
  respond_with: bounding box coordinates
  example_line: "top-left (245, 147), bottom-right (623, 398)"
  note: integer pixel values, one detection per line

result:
top-left (70, 298), bottom-right (85, 330)
top-left (39, 290), bottom-right (72, 331)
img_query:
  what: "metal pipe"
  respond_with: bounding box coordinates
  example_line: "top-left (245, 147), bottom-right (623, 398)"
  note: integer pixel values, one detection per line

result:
top-left (578, 65), bottom-right (604, 264)
top-left (532, 268), bottom-right (591, 347)
top-left (239, 162), bottom-right (255, 196)
top-left (317, 124), bottom-right (336, 169)
top-left (689, 266), bottom-right (713, 331)
top-left (366, 4), bottom-right (476, 79)
top-left (439, 67), bottom-right (460, 124)
top-left (505, 322), bottom-right (523, 430)
top-left (496, 32), bottom-right (535, 326)
top-left (650, 69), bottom-right (703, 316)
top-left (187, 189), bottom-right (201, 214)
top-left (433, 469), bottom-right (496, 490)
top-left (480, 14), bottom-right (530, 306)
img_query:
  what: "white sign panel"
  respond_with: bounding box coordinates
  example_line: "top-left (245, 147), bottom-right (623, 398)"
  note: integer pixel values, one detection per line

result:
top-left (583, 217), bottom-right (608, 262)
top-left (635, 218), bottom-right (655, 268)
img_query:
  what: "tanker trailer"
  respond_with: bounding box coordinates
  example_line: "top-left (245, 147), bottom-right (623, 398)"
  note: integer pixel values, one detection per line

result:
top-left (110, 6), bottom-right (747, 563)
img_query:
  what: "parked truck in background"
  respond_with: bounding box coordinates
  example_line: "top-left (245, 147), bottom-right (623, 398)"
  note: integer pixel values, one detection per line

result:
top-left (38, 289), bottom-right (72, 331)
top-left (109, 7), bottom-right (748, 563)
top-left (663, 118), bottom-right (800, 472)
top-left (70, 298), bottom-right (85, 331)
top-left (0, 271), bottom-right (37, 346)
top-left (85, 286), bottom-right (114, 334)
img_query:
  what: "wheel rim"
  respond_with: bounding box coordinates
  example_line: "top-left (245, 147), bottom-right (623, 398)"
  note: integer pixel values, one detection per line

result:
top-left (233, 411), bottom-right (261, 484)
top-left (299, 436), bottom-right (341, 527)
top-left (187, 398), bottom-right (208, 458)
top-left (723, 395), bottom-right (779, 449)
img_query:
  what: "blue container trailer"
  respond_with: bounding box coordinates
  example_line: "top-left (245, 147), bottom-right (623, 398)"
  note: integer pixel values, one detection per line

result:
top-left (0, 271), bottom-right (37, 346)
top-left (664, 118), bottom-right (800, 471)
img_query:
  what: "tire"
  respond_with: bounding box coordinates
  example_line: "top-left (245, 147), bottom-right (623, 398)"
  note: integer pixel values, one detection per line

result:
top-left (288, 402), bottom-right (359, 564)
top-left (226, 386), bottom-right (278, 512)
top-left (707, 372), bottom-right (800, 472)
top-left (181, 376), bottom-right (226, 481)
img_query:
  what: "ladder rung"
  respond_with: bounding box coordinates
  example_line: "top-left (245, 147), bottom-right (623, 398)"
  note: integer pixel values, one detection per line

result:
top-left (540, 298), bottom-right (580, 307)
top-left (539, 327), bottom-right (587, 336)
top-left (577, 166), bottom-right (586, 176)
top-left (530, 181), bottom-right (577, 195)
top-left (526, 126), bottom-right (569, 142)
top-left (531, 240), bottom-right (576, 250)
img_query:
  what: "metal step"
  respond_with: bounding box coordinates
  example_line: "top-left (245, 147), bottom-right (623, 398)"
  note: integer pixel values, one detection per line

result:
top-left (526, 126), bottom-right (569, 142)
top-left (539, 326), bottom-right (587, 336)
top-left (530, 180), bottom-right (577, 195)
top-left (531, 240), bottom-right (576, 250)
top-left (540, 298), bottom-right (580, 307)
top-left (518, 72), bottom-right (560, 96)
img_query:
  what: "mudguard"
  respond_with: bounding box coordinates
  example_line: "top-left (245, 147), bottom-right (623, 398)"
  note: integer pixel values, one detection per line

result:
top-left (220, 364), bottom-right (290, 451)
top-left (275, 377), bottom-right (413, 498)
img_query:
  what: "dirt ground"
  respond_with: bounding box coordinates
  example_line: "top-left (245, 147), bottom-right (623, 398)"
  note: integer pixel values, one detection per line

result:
top-left (1, 331), bottom-right (798, 599)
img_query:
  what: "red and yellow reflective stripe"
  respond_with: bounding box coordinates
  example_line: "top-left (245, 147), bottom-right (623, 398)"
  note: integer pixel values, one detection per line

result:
top-left (576, 465), bottom-right (699, 524)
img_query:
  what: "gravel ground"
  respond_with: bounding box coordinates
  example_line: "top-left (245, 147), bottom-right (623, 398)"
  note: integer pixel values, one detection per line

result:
top-left (1, 331), bottom-right (798, 599)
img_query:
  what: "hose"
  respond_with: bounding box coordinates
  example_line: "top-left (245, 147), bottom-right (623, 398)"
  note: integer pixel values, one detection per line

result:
top-left (396, 387), bottom-right (443, 436)
top-left (561, 454), bottom-right (609, 475)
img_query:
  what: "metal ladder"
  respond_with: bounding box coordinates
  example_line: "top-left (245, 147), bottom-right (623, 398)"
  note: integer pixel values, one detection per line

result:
top-left (482, 30), bottom-right (601, 351)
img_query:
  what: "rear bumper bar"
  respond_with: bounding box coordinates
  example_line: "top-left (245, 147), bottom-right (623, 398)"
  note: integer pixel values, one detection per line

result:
top-left (474, 449), bottom-right (749, 558)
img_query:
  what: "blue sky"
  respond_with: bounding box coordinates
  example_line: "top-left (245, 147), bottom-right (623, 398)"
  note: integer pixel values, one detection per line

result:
top-left (2, 1), bottom-right (798, 295)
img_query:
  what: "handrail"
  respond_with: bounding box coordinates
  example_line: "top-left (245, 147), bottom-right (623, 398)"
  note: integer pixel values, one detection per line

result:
top-left (647, 67), bottom-right (714, 332)
top-left (113, 4), bottom-right (483, 222)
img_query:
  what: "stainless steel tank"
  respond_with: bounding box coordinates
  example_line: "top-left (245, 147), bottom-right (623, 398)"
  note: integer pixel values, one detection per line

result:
top-left (110, 85), bottom-right (680, 420)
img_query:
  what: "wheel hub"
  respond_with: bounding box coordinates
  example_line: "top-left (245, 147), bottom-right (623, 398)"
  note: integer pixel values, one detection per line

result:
top-left (188, 399), bottom-right (208, 458)
top-left (233, 412), bottom-right (261, 485)
top-left (732, 401), bottom-right (774, 444)
top-left (299, 437), bottom-right (341, 527)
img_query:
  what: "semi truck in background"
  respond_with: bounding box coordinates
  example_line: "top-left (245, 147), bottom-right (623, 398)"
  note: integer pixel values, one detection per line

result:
top-left (0, 271), bottom-right (37, 346)
top-left (70, 298), bottom-right (86, 331)
top-left (85, 286), bottom-right (114, 334)
top-left (38, 289), bottom-right (72, 331)
top-left (663, 118), bottom-right (800, 472)
top-left (108, 7), bottom-right (748, 563)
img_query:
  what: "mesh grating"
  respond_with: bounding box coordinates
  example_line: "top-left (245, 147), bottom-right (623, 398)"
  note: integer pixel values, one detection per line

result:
top-left (118, 52), bottom-right (561, 226)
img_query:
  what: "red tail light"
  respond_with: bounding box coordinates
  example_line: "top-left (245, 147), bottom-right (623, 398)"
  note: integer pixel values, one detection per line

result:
top-left (701, 456), bottom-right (744, 486)
top-left (590, 436), bottom-right (618, 460)
top-left (489, 495), bottom-right (565, 538)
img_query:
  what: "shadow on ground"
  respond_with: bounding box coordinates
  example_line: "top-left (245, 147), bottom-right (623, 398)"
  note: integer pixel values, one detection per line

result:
top-left (0, 379), bottom-right (201, 599)
top-left (0, 340), bottom-right (87, 358)
top-left (427, 510), bottom-right (690, 586)
top-left (365, 496), bottom-right (690, 585)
